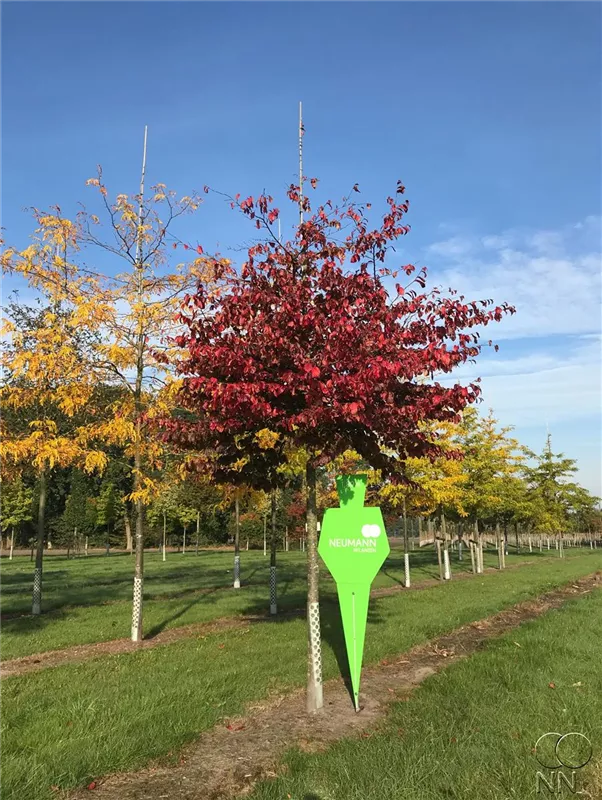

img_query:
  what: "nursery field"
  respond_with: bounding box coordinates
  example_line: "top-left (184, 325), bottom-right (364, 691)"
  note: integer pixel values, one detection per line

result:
top-left (0, 542), bottom-right (589, 659)
top-left (2, 546), bottom-right (601, 800)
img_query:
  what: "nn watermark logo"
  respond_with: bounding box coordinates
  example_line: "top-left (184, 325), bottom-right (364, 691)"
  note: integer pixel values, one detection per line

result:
top-left (534, 732), bottom-right (592, 795)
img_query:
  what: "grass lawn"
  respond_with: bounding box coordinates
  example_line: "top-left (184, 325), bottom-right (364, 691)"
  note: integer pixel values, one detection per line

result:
top-left (0, 543), bottom-right (587, 660)
top-left (249, 582), bottom-right (602, 800)
top-left (2, 551), bottom-right (601, 800)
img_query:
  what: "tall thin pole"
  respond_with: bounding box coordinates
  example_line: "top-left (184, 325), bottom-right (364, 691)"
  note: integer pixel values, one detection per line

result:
top-left (131, 124), bottom-right (149, 643)
top-left (298, 101), bottom-right (304, 227)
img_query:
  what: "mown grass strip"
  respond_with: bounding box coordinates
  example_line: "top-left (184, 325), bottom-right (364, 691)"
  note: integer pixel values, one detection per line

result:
top-left (249, 582), bottom-right (602, 800)
top-left (0, 546), bottom-right (581, 659)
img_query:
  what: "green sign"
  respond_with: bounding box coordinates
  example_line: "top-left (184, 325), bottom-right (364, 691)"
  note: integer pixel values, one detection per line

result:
top-left (318, 474), bottom-right (390, 710)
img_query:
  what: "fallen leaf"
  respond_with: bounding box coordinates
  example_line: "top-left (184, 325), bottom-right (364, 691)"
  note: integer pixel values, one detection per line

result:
top-left (549, 682), bottom-right (556, 689)
top-left (572, 682), bottom-right (583, 687)
top-left (513, 642), bottom-right (521, 648)
top-left (87, 782), bottom-right (97, 791)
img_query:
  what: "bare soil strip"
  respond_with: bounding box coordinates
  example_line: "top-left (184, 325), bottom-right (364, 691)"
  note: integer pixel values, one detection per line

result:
top-left (66, 571), bottom-right (602, 800)
top-left (1, 560), bottom-right (540, 678)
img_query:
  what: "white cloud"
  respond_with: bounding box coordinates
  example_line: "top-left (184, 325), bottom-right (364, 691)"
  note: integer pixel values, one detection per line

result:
top-left (425, 216), bottom-right (602, 340)
top-left (426, 236), bottom-right (474, 258)
top-left (442, 335), bottom-right (601, 428)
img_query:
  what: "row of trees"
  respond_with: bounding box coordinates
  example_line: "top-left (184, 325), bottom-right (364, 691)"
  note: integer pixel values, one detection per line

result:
top-left (2, 130), bottom-right (599, 710)
top-left (3, 419), bottom-right (599, 556)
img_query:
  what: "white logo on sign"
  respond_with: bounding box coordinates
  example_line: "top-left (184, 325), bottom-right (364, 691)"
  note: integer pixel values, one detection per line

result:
top-left (361, 524), bottom-right (381, 539)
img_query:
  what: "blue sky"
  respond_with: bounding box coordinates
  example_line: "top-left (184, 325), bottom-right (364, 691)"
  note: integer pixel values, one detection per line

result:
top-left (2, 2), bottom-right (601, 494)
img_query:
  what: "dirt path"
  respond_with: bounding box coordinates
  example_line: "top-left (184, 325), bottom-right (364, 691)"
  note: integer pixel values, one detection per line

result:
top-left (1, 560), bottom-right (541, 678)
top-left (65, 572), bottom-right (602, 800)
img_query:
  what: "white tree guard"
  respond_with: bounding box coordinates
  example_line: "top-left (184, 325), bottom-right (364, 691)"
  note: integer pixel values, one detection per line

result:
top-left (308, 601), bottom-right (323, 708)
top-left (32, 567), bottom-right (42, 615)
top-left (269, 565), bottom-right (277, 615)
top-left (234, 555), bottom-right (241, 589)
top-left (443, 548), bottom-right (451, 580)
top-left (404, 552), bottom-right (411, 588)
top-left (131, 575), bottom-right (143, 641)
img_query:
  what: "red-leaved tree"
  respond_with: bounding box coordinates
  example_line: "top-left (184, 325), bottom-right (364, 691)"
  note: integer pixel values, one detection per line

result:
top-left (158, 178), bottom-right (514, 711)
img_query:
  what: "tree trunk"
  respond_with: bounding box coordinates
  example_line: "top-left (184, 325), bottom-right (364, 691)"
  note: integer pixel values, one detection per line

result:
top-left (474, 519), bottom-right (483, 574)
top-left (270, 491), bottom-right (278, 615)
top-left (402, 496), bottom-right (410, 588)
top-left (469, 539), bottom-right (476, 574)
top-left (263, 514), bottom-right (267, 556)
top-left (496, 522), bottom-right (504, 570)
top-left (124, 512), bottom-right (133, 554)
top-left (196, 510), bottom-right (200, 555)
top-left (162, 510), bottom-right (167, 562)
top-left (131, 421), bottom-right (145, 642)
top-left (9, 527), bottom-right (15, 560)
top-left (441, 510), bottom-right (451, 580)
top-left (233, 495), bottom-right (241, 588)
top-left (435, 537), bottom-right (444, 581)
top-left (32, 470), bottom-right (46, 615)
top-left (85, 536), bottom-right (88, 556)
top-left (514, 522), bottom-right (520, 554)
top-left (305, 461), bottom-right (323, 713)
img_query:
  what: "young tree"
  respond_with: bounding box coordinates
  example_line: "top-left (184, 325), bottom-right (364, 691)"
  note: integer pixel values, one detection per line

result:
top-left (0, 299), bottom-right (108, 613)
top-left (525, 435), bottom-right (582, 555)
top-left (1, 476), bottom-right (33, 559)
top-left (380, 420), bottom-right (467, 582)
top-left (2, 154), bottom-right (222, 639)
top-left (160, 176), bottom-right (514, 711)
top-left (456, 408), bottom-right (523, 571)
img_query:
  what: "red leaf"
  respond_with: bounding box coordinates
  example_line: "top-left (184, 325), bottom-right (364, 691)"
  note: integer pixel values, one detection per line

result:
top-left (548, 682), bottom-right (556, 689)
top-left (196, 245), bottom-right (204, 255)
top-left (87, 782), bottom-right (97, 791)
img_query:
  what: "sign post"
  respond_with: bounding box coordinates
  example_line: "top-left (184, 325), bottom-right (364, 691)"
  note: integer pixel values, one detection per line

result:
top-left (318, 474), bottom-right (390, 711)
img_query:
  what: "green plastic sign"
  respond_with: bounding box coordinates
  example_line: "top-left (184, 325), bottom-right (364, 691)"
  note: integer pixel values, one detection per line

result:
top-left (318, 474), bottom-right (390, 710)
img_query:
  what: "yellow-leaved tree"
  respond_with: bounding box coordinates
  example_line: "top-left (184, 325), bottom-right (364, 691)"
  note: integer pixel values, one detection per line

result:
top-left (0, 297), bottom-right (109, 614)
top-left (1, 132), bottom-right (224, 639)
top-left (456, 407), bottom-right (525, 572)
top-left (378, 420), bottom-right (467, 584)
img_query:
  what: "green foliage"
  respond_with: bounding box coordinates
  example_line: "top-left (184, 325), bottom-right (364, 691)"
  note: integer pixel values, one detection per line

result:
top-left (1, 476), bottom-right (33, 545)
